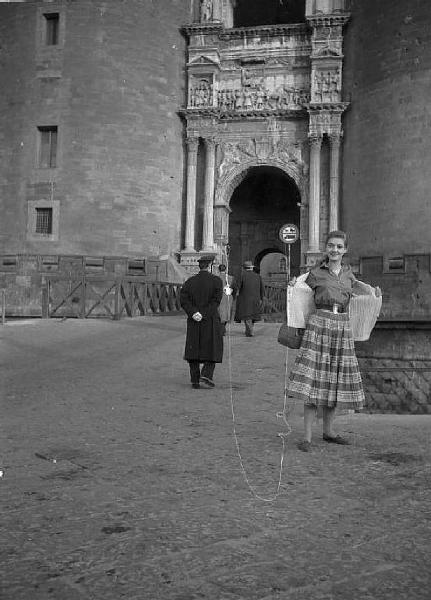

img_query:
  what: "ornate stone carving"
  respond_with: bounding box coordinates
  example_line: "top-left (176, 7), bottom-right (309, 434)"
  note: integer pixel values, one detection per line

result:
top-left (186, 136), bottom-right (199, 151)
top-left (185, 136), bottom-right (199, 165)
top-left (218, 142), bottom-right (243, 179)
top-left (308, 109), bottom-right (345, 137)
top-left (189, 77), bottom-right (214, 108)
top-left (328, 131), bottom-right (343, 145)
top-left (200, 0), bottom-right (213, 22)
top-left (308, 133), bottom-right (323, 147)
top-left (218, 138), bottom-right (305, 181)
top-left (312, 68), bottom-right (341, 103)
top-left (216, 85), bottom-right (310, 112)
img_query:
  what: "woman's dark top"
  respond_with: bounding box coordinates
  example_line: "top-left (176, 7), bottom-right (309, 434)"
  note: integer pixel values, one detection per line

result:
top-left (306, 262), bottom-right (357, 311)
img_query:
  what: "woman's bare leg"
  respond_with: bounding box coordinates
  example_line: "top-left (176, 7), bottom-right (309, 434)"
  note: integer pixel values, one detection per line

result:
top-left (304, 405), bottom-right (317, 442)
top-left (322, 406), bottom-right (336, 437)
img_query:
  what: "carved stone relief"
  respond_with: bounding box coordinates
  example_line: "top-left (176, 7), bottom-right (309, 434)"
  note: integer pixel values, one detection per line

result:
top-left (218, 138), bottom-right (306, 184)
top-left (200, 0), bottom-right (213, 22)
top-left (312, 68), bottom-right (341, 103)
top-left (308, 109), bottom-right (343, 137)
top-left (217, 85), bottom-right (310, 112)
top-left (189, 76), bottom-right (214, 108)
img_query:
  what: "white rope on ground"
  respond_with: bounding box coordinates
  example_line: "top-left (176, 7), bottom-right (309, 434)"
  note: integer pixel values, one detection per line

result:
top-left (221, 247), bottom-right (293, 503)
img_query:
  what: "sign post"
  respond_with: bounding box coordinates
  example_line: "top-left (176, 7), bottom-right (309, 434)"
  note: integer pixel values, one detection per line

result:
top-left (278, 223), bottom-right (299, 283)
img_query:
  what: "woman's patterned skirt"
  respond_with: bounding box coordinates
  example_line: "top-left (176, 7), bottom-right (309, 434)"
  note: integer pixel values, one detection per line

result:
top-left (287, 309), bottom-right (365, 409)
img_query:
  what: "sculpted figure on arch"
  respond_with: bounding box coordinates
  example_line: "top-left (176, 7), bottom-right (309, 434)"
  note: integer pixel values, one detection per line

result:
top-left (200, 0), bottom-right (213, 22)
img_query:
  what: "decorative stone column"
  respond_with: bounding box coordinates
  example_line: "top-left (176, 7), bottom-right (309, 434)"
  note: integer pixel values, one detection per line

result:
top-left (183, 137), bottom-right (199, 252)
top-left (329, 133), bottom-right (341, 232)
top-left (307, 134), bottom-right (323, 255)
top-left (201, 137), bottom-right (216, 252)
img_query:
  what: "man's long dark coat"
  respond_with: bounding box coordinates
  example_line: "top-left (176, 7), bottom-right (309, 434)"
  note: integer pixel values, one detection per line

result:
top-left (180, 270), bottom-right (224, 362)
top-left (234, 269), bottom-right (265, 322)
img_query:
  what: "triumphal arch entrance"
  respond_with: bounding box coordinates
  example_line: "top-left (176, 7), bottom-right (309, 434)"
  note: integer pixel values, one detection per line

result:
top-left (180, 0), bottom-right (350, 278)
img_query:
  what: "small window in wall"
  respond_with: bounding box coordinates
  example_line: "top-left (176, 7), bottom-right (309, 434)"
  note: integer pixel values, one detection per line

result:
top-left (38, 126), bottom-right (58, 168)
top-left (44, 13), bottom-right (60, 46)
top-left (27, 200), bottom-right (60, 242)
top-left (35, 207), bottom-right (53, 235)
top-left (383, 256), bottom-right (405, 274)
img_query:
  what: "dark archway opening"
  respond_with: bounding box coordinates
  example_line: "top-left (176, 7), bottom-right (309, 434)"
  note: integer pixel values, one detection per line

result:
top-left (228, 166), bottom-right (301, 280)
top-left (234, 0), bottom-right (306, 28)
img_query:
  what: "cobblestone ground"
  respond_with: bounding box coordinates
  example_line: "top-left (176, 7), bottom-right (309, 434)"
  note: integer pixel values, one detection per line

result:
top-left (1, 316), bottom-right (430, 600)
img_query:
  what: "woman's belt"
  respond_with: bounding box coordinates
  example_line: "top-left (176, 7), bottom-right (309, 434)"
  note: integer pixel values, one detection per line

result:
top-left (316, 303), bottom-right (346, 314)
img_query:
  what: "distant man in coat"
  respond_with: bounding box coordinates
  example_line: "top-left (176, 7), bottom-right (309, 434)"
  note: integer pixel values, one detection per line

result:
top-left (233, 260), bottom-right (264, 337)
top-left (180, 255), bottom-right (223, 389)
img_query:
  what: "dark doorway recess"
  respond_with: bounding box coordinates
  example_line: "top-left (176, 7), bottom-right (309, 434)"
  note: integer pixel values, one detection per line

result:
top-left (228, 166), bottom-right (301, 279)
top-left (234, 0), bottom-right (306, 28)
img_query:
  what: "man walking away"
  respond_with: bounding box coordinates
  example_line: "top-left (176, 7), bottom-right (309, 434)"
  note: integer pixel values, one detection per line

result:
top-left (233, 260), bottom-right (264, 337)
top-left (180, 255), bottom-right (224, 389)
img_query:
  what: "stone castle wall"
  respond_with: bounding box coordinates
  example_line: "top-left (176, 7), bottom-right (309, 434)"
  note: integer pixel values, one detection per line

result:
top-left (0, 0), bottom-right (189, 259)
top-left (342, 0), bottom-right (431, 259)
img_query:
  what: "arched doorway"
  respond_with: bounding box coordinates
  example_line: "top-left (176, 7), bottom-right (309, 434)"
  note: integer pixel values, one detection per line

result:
top-left (228, 166), bottom-right (301, 280)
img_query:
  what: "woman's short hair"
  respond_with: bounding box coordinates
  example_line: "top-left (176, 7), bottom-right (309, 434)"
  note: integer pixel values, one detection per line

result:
top-left (325, 230), bottom-right (348, 247)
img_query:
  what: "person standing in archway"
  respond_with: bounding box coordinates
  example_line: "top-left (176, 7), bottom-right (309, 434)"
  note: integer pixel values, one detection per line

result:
top-left (180, 255), bottom-right (224, 389)
top-left (233, 260), bottom-right (265, 337)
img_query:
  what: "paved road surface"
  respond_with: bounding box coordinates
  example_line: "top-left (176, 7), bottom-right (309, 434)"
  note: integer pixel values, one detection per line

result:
top-left (1, 316), bottom-right (430, 599)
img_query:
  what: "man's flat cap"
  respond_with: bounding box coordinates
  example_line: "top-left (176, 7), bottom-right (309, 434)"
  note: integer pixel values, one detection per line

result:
top-left (198, 254), bottom-right (215, 264)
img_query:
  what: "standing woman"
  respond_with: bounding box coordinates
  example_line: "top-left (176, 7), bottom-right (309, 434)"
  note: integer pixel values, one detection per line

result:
top-left (287, 231), bottom-right (382, 451)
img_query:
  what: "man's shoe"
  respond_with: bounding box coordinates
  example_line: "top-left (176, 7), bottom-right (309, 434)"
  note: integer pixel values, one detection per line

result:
top-left (200, 376), bottom-right (215, 388)
top-left (191, 383), bottom-right (201, 389)
top-left (323, 434), bottom-right (350, 445)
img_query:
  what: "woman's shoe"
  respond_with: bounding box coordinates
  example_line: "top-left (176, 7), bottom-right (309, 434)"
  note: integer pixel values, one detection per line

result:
top-left (297, 440), bottom-right (312, 452)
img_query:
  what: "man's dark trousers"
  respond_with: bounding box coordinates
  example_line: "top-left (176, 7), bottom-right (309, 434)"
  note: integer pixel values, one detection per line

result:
top-left (188, 361), bottom-right (216, 384)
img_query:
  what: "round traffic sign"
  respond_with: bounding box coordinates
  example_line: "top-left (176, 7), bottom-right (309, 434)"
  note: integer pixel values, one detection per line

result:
top-left (279, 223), bottom-right (299, 244)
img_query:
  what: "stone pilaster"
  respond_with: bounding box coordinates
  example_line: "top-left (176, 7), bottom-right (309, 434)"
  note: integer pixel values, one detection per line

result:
top-left (329, 133), bottom-right (342, 232)
top-left (183, 137), bottom-right (199, 252)
top-left (307, 134), bottom-right (323, 256)
top-left (201, 137), bottom-right (217, 252)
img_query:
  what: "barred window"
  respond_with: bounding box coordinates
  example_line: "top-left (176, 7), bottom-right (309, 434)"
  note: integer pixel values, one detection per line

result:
top-left (35, 208), bottom-right (53, 235)
top-left (44, 13), bottom-right (59, 46)
top-left (38, 126), bottom-right (57, 168)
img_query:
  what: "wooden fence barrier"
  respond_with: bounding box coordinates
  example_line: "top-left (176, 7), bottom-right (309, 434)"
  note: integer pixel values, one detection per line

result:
top-left (36, 277), bottom-right (288, 321)
top-left (263, 283), bottom-right (287, 320)
top-left (42, 276), bottom-right (183, 320)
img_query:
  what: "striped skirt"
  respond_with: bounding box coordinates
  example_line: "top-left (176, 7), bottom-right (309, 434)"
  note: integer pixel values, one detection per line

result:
top-left (287, 309), bottom-right (365, 409)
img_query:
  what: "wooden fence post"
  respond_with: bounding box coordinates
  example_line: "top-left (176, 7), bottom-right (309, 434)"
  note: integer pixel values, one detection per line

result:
top-left (80, 275), bottom-right (86, 318)
top-left (1, 289), bottom-right (5, 325)
top-left (143, 283), bottom-right (148, 315)
top-left (114, 279), bottom-right (121, 320)
top-left (41, 281), bottom-right (49, 319)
